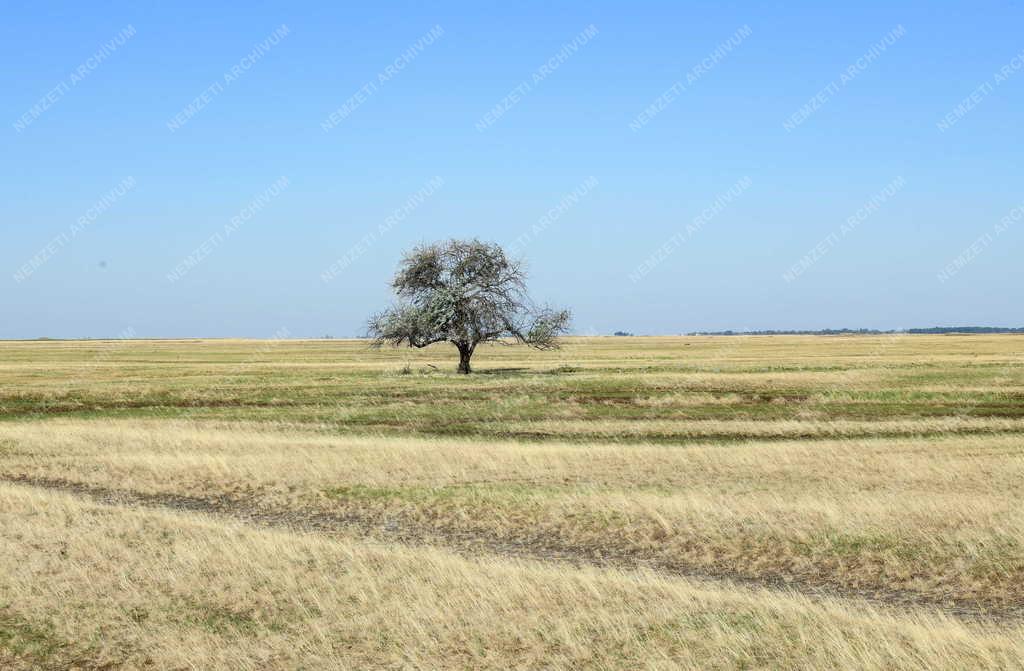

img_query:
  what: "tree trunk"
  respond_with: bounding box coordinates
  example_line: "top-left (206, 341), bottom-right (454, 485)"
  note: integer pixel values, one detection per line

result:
top-left (456, 343), bottom-right (474, 374)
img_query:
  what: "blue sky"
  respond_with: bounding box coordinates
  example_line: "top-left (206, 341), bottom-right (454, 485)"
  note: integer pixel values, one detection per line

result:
top-left (2, 1), bottom-right (1022, 338)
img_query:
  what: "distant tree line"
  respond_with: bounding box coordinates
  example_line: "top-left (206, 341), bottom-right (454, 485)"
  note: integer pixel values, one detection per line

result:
top-left (906, 327), bottom-right (1024, 334)
top-left (688, 327), bottom-right (1024, 336)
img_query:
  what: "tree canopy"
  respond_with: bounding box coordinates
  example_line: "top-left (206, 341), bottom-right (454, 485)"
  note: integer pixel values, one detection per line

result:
top-left (367, 239), bottom-right (571, 373)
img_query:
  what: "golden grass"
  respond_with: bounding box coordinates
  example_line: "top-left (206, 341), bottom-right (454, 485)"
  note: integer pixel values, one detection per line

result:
top-left (1, 335), bottom-right (1023, 668)
top-left (1, 419), bottom-right (1022, 613)
top-left (3, 483), bottom-right (1024, 671)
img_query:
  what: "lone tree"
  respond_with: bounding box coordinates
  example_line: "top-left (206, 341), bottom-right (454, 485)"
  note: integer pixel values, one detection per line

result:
top-left (367, 239), bottom-right (571, 374)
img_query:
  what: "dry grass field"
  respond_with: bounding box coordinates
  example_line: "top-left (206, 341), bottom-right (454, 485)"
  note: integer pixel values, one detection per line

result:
top-left (1, 335), bottom-right (1023, 669)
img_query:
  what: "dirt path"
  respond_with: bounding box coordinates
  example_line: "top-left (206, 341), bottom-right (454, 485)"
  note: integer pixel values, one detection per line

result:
top-left (3, 474), bottom-right (1022, 624)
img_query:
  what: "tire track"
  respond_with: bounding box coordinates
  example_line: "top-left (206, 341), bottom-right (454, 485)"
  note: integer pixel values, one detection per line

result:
top-left (3, 474), bottom-right (1022, 624)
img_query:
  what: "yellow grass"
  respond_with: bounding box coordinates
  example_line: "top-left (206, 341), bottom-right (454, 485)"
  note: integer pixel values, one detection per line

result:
top-left (1, 335), bottom-right (1022, 668)
top-left (3, 484), bottom-right (1024, 671)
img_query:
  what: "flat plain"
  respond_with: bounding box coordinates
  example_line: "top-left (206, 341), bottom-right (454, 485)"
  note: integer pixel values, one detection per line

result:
top-left (1, 335), bottom-right (1023, 670)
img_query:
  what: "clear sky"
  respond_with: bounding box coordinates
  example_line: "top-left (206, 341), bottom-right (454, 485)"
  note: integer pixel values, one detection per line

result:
top-left (2, 1), bottom-right (1022, 338)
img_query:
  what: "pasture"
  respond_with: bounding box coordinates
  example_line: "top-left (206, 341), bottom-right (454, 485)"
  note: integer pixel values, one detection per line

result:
top-left (1, 335), bottom-right (1023, 669)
